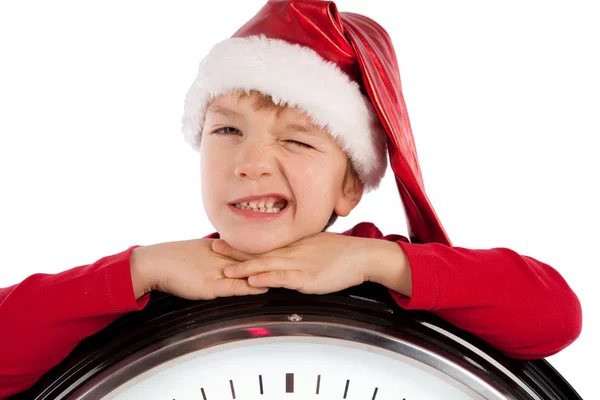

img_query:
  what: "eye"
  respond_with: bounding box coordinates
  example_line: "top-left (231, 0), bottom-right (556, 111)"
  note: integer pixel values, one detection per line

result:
top-left (213, 126), bottom-right (241, 135)
top-left (285, 140), bottom-right (313, 149)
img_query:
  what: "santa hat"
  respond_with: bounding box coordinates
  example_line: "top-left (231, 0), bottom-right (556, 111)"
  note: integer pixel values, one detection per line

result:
top-left (181, 0), bottom-right (450, 245)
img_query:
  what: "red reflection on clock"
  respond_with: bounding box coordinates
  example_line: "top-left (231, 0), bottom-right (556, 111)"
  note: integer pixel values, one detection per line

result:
top-left (244, 327), bottom-right (271, 337)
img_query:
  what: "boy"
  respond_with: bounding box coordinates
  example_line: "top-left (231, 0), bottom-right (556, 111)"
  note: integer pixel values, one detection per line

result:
top-left (0, 0), bottom-right (581, 398)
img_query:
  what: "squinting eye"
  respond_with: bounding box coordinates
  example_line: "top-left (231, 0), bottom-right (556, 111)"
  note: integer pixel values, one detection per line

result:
top-left (214, 126), bottom-right (240, 135)
top-left (285, 140), bottom-right (313, 149)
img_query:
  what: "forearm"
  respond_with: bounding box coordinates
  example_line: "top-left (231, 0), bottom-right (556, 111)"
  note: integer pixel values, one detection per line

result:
top-left (364, 238), bottom-right (412, 297)
top-left (390, 241), bottom-right (582, 359)
top-left (342, 222), bottom-right (581, 359)
top-left (0, 246), bottom-right (148, 397)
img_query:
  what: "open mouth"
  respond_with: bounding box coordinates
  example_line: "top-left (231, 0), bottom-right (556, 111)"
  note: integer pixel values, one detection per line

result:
top-left (232, 196), bottom-right (289, 214)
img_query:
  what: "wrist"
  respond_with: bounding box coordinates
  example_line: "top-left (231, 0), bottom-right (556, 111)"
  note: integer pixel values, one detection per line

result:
top-left (129, 246), bottom-right (154, 299)
top-left (364, 239), bottom-right (412, 297)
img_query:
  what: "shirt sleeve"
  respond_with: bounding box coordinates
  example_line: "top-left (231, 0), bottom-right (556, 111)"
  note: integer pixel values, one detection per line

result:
top-left (0, 246), bottom-right (149, 398)
top-left (342, 222), bottom-right (582, 360)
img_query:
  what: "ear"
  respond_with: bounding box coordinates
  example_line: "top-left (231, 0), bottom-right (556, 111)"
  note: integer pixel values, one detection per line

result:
top-left (334, 170), bottom-right (364, 217)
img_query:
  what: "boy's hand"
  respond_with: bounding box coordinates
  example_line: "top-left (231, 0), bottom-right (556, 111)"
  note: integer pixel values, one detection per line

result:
top-left (129, 239), bottom-right (268, 300)
top-left (212, 233), bottom-right (371, 294)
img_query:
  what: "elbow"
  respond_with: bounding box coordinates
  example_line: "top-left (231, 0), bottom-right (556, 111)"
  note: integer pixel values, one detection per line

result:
top-left (505, 288), bottom-right (582, 360)
top-left (545, 289), bottom-right (582, 356)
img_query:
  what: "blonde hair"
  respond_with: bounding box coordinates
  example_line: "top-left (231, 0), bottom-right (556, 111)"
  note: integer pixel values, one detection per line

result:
top-left (234, 89), bottom-right (288, 116)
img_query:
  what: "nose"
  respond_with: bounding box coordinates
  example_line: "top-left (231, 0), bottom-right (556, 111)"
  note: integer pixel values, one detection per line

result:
top-left (234, 141), bottom-right (275, 180)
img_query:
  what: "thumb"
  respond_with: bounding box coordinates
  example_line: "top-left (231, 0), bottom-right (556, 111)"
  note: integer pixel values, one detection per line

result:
top-left (212, 239), bottom-right (255, 261)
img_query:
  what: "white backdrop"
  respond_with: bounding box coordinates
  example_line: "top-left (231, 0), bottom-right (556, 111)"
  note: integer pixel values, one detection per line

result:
top-left (0, 1), bottom-right (597, 398)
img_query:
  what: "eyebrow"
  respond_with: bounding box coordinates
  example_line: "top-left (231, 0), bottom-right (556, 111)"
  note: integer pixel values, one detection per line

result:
top-left (206, 105), bottom-right (242, 119)
top-left (283, 122), bottom-right (319, 135)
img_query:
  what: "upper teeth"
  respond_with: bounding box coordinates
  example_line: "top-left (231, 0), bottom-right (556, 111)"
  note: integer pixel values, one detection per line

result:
top-left (234, 197), bottom-right (286, 213)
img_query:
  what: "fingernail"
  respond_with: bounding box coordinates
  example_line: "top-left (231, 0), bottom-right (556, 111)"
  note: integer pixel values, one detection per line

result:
top-left (224, 266), bottom-right (235, 276)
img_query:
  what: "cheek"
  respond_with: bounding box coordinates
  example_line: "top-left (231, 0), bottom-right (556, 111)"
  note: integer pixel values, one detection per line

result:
top-left (200, 138), bottom-right (231, 172)
top-left (199, 141), bottom-right (226, 206)
top-left (287, 159), bottom-right (338, 208)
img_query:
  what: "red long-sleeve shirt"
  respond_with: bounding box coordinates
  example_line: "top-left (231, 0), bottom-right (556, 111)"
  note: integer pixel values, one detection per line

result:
top-left (0, 222), bottom-right (582, 398)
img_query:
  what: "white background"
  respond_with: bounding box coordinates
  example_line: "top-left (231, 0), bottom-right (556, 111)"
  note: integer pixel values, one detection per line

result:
top-left (0, 1), bottom-right (597, 398)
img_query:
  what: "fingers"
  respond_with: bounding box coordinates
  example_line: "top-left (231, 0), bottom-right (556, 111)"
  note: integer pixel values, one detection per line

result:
top-left (212, 278), bottom-right (269, 298)
top-left (224, 256), bottom-right (285, 278)
top-left (212, 240), bottom-right (256, 261)
top-left (247, 270), bottom-right (305, 291)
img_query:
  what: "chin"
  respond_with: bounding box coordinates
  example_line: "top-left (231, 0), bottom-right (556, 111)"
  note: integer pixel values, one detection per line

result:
top-left (219, 231), bottom-right (291, 255)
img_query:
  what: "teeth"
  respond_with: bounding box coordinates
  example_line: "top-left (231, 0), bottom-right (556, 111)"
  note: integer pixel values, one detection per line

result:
top-left (233, 196), bottom-right (288, 214)
top-left (234, 203), bottom-right (284, 214)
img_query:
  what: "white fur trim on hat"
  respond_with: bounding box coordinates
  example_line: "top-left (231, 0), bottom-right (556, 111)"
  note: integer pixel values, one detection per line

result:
top-left (181, 35), bottom-right (387, 191)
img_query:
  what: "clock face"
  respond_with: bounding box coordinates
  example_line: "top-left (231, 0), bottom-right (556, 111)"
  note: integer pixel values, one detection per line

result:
top-left (108, 337), bottom-right (488, 400)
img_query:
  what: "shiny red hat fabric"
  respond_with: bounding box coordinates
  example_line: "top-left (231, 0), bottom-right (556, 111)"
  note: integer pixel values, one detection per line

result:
top-left (233, 0), bottom-right (450, 245)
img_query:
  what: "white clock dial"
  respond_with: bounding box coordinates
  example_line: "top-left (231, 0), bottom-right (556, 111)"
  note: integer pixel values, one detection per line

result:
top-left (108, 337), bottom-right (489, 400)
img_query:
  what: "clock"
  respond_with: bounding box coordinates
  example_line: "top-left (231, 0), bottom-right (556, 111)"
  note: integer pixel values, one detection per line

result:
top-left (14, 283), bottom-right (581, 399)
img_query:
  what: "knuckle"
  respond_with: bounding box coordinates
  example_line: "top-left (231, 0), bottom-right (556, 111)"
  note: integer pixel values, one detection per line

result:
top-left (260, 257), bottom-right (273, 267)
top-left (230, 278), bottom-right (245, 294)
top-left (276, 270), bottom-right (288, 282)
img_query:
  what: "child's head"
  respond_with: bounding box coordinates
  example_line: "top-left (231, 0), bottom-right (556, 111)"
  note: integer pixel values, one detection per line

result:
top-left (180, 0), bottom-right (451, 247)
top-left (181, 33), bottom-right (388, 253)
top-left (198, 89), bottom-right (364, 254)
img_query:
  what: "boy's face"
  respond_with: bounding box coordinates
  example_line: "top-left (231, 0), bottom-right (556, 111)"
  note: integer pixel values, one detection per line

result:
top-left (200, 92), bottom-right (363, 254)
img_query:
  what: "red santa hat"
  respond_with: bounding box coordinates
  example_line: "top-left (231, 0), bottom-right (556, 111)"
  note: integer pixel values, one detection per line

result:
top-left (181, 0), bottom-right (451, 246)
